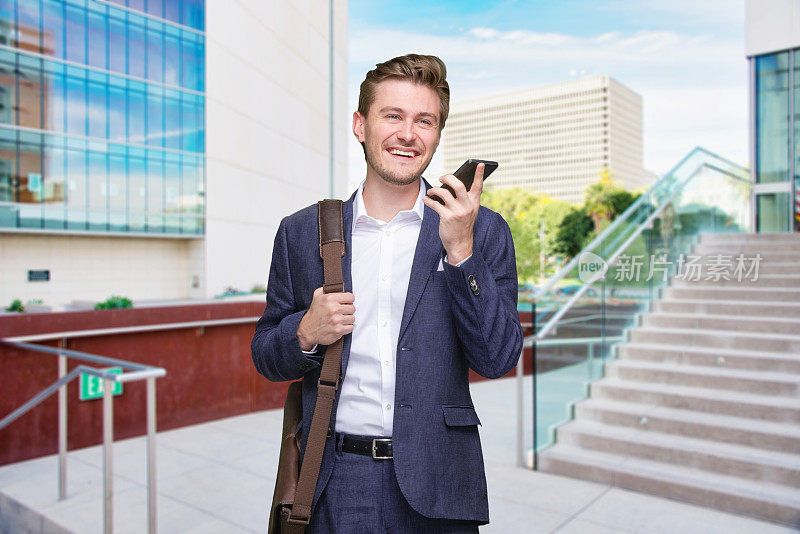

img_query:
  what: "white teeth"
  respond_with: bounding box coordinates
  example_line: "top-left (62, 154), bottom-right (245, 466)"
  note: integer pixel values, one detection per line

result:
top-left (390, 149), bottom-right (415, 157)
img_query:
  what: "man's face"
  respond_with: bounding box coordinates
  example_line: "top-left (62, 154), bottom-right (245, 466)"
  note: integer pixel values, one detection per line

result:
top-left (353, 79), bottom-right (442, 187)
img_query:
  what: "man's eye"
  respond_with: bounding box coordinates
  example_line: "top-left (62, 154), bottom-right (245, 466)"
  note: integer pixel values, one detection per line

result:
top-left (419, 119), bottom-right (433, 126)
top-left (387, 114), bottom-right (400, 120)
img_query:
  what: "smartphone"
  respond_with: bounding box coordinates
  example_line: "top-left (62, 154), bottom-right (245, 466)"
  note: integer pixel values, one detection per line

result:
top-left (431, 159), bottom-right (499, 204)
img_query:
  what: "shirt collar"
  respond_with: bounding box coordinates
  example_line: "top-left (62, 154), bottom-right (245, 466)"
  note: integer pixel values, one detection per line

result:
top-left (352, 179), bottom-right (425, 230)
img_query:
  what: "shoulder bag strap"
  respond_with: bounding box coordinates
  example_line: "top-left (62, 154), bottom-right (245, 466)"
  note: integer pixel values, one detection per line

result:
top-left (286, 199), bottom-right (345, 530)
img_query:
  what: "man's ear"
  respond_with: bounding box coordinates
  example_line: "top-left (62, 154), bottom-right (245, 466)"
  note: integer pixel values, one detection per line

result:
top-left (352, 111), bottom-right (366, 143)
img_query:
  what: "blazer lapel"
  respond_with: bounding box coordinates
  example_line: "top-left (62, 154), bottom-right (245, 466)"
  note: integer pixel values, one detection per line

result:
top-left (339, 189), bottom-right (356, 376)
top-left (398, 178), bottom-right (443, 341)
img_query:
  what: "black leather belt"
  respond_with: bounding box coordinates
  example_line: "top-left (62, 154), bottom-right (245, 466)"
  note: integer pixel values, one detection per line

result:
top-left (340, 434), bottom-right (393, 460)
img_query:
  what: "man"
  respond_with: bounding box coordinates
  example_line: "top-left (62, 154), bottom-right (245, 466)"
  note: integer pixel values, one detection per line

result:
top-left (252, 53), bottom-right (523, 532)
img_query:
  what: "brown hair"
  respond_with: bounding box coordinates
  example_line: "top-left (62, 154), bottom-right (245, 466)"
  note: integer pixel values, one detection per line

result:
top-left (358, 54), bottom-right (450, 130)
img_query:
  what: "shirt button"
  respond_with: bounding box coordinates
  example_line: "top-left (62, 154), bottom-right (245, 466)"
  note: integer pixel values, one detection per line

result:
top-left (386, 404), bottom-right (392, 410)
top-left (384, 360), bottom-right (390, 366)
top-left (381, 321), bottom-right (388, 327)
top-left (381, 274), bottom-right (389, 282)
top-left (384, 230), bottom-right (391, 237)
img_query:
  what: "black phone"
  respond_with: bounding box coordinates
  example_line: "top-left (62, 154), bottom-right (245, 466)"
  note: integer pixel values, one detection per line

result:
top-left (431, 159), bottom-right (498, 204)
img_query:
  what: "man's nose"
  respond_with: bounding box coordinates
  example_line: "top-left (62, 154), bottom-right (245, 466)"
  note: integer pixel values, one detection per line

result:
top-left (396, 119), bottom-right (416, 143)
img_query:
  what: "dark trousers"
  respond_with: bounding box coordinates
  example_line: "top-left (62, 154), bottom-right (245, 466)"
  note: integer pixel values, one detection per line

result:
top-left (308, 435), bottom-right (481, 533)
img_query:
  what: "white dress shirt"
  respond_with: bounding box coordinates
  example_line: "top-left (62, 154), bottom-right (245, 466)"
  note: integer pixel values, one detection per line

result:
top-left (334, 180), bottom-right (425, 437)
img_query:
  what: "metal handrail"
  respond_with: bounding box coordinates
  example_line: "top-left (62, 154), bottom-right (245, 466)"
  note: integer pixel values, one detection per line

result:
top-left (533, 146), bottom-right (750, 302)
top-left (3, 316), bottom-right (260, 343)
top-left (534, 161), bottom-right (750, 341)
top-left (0, 339), bottom-right (166, 534)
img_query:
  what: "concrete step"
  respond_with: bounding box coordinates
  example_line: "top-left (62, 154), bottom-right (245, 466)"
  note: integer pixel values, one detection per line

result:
top-left (663, 285), bottom-right (800, 302)
top-left (691, 243), bottom-right (800, 256)
top-left (699, 233), bottom-right (800, 245)
top-left (538, 445), bottom-right (800, 526)
top-left (671, 274), bottom-right (800, 288)
top-left (574, 398), bottom-right (800, 453)
top-left (605, 359), bottom-right (800, 396)
top-left (654, 298), bottom-right (800, 319)
top-left (642, 311), bottom-right (800, 336)
top-left (590, 378), bottom-right (800, 423)
top-left (554, 420), bottom-right (800, 486)
top-left (691, 246), bottom-right (800, 262)
top-left (629, 325), bottom-right (800, 353)
top-left (618, 342), bottom-right (800, 374)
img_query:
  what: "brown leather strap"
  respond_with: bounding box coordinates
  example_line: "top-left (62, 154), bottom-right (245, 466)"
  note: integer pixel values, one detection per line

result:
top-left (288, 199), bottom-right (345, 528)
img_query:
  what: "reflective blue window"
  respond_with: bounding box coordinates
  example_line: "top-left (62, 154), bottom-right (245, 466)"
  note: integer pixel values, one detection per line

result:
top-left (66, 140), bottom-right (86, 229)
top-left (108, 151), bottom-right (126, 231)
top-left (88, 150), bottom-right (107, 230)
top-left (0, 0), bottom-right (14, 47)
top-left (108, 79), bottom-right (126, 142)
top-left (128, 148), bottom-right (146, 231)
top-left (108, 12), bottom-right (126, 74)
top-left (87, 11), bottom-right (108, 70)
top-left (146, 153), bottom-right (164, 231)
top-left (146, 84), bottom-right (164, 147)
top-left (15, 0), bottom-right (38, 53)
top-left (0, 0), bottom-right (205, 236)
top-left (42, 0), bottom-right (64, 59)
top-left (65, 73), bottom-right (86, 137)
top-left (17, 131), bottom-right (43, 228)
top-left (44, 61), bottom-right (65, 132)
top-left (127, 80), bottom-right (146, 144)
top-left (128, 15), bottom-right (146, 79)
top-left (65, 4), bottom-right (86, 64)
top-left (147, 21), bottom-right (164, 83)
top-left (88, 74), bottom-right (108, 139)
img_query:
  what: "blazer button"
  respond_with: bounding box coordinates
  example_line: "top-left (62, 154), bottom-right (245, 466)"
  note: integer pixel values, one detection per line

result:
top-left (468, 274), bottom-right (480, 296)
top-left (300, 361), bottom-right (312, 371)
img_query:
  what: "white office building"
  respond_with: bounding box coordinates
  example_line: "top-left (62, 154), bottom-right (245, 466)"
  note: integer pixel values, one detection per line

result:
top-left (442, 76), bottom-right (646, 204)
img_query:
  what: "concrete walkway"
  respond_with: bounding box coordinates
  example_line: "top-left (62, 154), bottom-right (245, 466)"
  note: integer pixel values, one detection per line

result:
top-left (0, 377), bottom-right (794, 533)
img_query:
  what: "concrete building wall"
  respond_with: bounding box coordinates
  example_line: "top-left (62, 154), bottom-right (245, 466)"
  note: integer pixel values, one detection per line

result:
top-left (608, 78), bottom-right (646, 191)
top-left (441, 76), bottom-right (645, 204)
top-left (745, 0), bottom-right (800, 57)
top-left (0, 234), bottom-right (197, 306)
top-left (203, 0), bottom-right (348, 298)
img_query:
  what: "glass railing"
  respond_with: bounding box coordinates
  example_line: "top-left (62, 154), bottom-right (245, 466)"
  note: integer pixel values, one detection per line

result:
top-left (522, 147), bottom-right (751, 464)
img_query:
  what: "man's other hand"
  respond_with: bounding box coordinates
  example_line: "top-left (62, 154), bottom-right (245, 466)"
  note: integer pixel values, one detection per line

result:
top-left (296, 287), bottom-right (355, 351)
top-left (422, 162), bottom-right (484, 265)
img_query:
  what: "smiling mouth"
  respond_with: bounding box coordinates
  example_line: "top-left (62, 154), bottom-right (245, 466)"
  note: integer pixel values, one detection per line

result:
top-left (388, 148), bottom-right (419, 159)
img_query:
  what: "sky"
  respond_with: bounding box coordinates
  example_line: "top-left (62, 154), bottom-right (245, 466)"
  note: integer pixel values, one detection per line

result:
top-left (346, 0), bottom-right (748, 192)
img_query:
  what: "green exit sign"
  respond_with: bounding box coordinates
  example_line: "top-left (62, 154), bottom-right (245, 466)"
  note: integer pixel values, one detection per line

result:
top-left (79, 367), bottom-right (123, 401)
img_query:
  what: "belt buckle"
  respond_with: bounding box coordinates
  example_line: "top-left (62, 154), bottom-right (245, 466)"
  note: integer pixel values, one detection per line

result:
top-left (371, 438), bottom-right (392, 460)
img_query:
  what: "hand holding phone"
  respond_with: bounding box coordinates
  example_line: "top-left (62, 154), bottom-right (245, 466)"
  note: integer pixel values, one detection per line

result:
top-left (431, 159), bottom-right (498, 205)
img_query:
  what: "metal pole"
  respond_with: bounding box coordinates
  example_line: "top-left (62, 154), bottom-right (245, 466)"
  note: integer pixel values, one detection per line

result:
top-left (532, 301), bottom-right (538, 471)
top-left (103, 378), bottom-right (113, 534)
top-left (58, 338), bottom-right (67, 501)
top-left (146, 377), bottom-right (157, 534)
top-left (516, 344), bottom-right (524, 468)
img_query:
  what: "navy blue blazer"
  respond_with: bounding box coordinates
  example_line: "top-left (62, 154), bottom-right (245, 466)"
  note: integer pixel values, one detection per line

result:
top-left (251, 179), bottom-right (523, 523)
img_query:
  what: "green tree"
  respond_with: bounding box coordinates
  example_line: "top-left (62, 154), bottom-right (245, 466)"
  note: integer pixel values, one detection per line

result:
top-left (583, 169), bottom-right (641, 232)
top-left (553, 208), bottom-right (593, 257)
top-left (482, 187), bottom-right (542, 282)
top-left (482, 188), bottom-right (574, 281)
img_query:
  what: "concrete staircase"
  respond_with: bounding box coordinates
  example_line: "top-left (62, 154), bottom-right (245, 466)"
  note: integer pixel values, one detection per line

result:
top-left (539, 233), bottom-right (800, 526)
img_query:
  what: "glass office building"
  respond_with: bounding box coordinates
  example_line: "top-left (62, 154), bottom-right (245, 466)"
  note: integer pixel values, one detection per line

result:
top-left (0, 0), bottom-right (205, 235)
top-left (752, 47), bottom-right (799, 233)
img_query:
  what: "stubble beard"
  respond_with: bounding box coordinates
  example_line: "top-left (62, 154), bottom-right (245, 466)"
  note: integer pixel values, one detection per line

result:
top-left (364, 143), bottom-right (434, 187)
